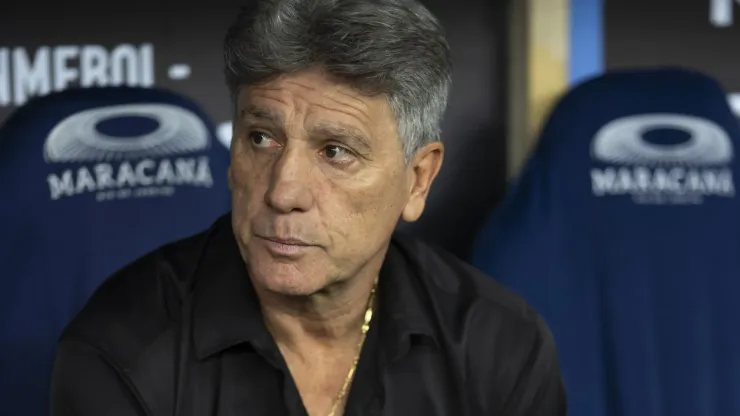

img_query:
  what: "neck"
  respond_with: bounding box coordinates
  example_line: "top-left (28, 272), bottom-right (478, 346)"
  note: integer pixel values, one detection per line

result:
top-left (256, 271), bottom-right (378, 349)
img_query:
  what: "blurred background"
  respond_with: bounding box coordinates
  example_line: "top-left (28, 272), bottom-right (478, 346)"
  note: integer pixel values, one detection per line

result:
top-left (3, 0), bottom-right (740, 415)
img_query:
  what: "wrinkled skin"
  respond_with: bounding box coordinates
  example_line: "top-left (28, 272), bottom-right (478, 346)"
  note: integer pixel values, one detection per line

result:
top-left (229, 68), bottom-right (444, 298)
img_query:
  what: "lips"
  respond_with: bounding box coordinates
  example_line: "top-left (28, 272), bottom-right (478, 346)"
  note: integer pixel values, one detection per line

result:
top-left (256, 235), bottom-right (315, 257)
top-left (261, 236), bottom-right (312, 246)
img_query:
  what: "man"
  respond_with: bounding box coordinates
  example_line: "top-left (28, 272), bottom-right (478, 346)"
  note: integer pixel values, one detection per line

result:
top-left (51, 1), bottom-right (566, 415)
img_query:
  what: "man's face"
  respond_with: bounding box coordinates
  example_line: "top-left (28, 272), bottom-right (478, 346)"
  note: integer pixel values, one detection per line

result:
top-left (229, 68), bottom-right (443, 296)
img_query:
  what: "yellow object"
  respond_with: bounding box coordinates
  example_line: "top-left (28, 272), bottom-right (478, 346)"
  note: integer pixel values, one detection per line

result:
top-left (507, 0), bottom-right (570, 178)
top-left (327, 277), bottom-right (378, 416)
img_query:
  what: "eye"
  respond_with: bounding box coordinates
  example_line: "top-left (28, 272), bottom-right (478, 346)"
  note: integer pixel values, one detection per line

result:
top-left (248, 131), bottom-right (279, 148)
top-left (322, 145), bottom-right (356, 164)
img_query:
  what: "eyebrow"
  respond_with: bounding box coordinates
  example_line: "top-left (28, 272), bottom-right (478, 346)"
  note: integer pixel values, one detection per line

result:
top-left (241, 105), bottom-right (373, 153)
top-left (240, 105), bottom-right (284, 125)
top-left (313, 123), bottom-right (372, 154)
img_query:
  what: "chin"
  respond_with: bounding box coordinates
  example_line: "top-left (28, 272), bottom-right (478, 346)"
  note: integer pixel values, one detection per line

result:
top-left (248, 260), bottom-right (330, 297)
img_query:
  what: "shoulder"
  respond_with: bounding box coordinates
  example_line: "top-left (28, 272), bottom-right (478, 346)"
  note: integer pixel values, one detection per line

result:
top-left (392, 233), bottom-right (544, 330)
top-left (391, 232), bottom-right (558, 368)
top-left (391, 234), bottom-right (563, 408)
top-left (59, 219), bottom-right (218, 369)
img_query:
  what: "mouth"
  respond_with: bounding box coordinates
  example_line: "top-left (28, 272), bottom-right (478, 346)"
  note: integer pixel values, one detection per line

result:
top-left (260, 236), bottom-right (312, 246)
top-left (255, 235), bottom-right (314, 257)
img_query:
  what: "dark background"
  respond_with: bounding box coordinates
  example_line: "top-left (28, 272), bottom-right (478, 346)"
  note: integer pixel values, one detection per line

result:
top-left (0, 2), bottom-right (508, 260)
top-left (605, 0), bottom-right (740, 96)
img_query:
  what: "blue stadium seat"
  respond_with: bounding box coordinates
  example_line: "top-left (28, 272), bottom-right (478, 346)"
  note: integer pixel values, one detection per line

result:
top-left (473, 68), bottom-right (740, 416)
top-left (0, 87), bottom-right (231, 416)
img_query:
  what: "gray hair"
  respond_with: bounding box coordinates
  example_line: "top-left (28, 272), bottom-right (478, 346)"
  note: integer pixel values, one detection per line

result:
top-left (223, 0), bottom-right (452, 160)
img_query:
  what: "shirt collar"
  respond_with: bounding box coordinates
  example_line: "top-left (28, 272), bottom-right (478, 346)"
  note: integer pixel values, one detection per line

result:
top-left (192, 213), bottom-right (437, 360)
top-left (376, 238), bottom-right (437, 343)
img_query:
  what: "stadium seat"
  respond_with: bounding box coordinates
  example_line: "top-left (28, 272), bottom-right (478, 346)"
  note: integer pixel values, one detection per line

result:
top-left (0, 87), bottom-right (231, 415)
top-left (472, 68), bottom-right (740, 416)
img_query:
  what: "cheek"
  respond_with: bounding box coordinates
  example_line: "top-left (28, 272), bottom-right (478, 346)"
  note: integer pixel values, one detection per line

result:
top-left (356, 164), bottom-right (407, 206)
top-left (230, 154), bottom-right (269, 210)
top-left (331, 168), bottom-right (408, 232)
top-left (231, 140), bottom-right (267, 186)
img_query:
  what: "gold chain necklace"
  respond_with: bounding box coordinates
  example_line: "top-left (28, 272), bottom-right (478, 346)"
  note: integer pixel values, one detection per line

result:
top-left (326, 278), bottom-right (379, 416)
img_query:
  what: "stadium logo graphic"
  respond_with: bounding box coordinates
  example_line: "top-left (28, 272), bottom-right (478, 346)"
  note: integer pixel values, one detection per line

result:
top-left (45, 103), bottom-right (214, 201)
top-left (590, 114), bottom-right (735, 204)
top-left (216, 121), bottom-right (233, 149)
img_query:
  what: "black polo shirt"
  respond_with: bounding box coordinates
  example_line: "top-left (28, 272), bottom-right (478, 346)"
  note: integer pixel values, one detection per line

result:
top-left (51, 213), bottom-right (566, 415)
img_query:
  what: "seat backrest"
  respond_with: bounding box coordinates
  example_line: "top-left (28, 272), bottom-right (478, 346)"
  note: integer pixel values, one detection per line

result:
top-left (0, 87), bottom-right (231, 415)
top-left (472, 68), bottom-right (740, 416)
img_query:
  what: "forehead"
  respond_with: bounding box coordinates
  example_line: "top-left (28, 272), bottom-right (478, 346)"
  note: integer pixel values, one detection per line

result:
top-left (236, 70), bottom-right (396, 132)
top-left (241, 69), bottom-right (370, 104)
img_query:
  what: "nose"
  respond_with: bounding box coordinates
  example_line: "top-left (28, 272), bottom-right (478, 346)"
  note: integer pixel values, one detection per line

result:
top-left (264, 147), bottom-right (316, 213)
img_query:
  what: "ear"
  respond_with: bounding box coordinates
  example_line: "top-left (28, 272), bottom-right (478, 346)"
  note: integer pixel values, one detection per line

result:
top-left (227, 165), bottom-right (234, 190)
top-left (401, 141), bottom-right (444, 222)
